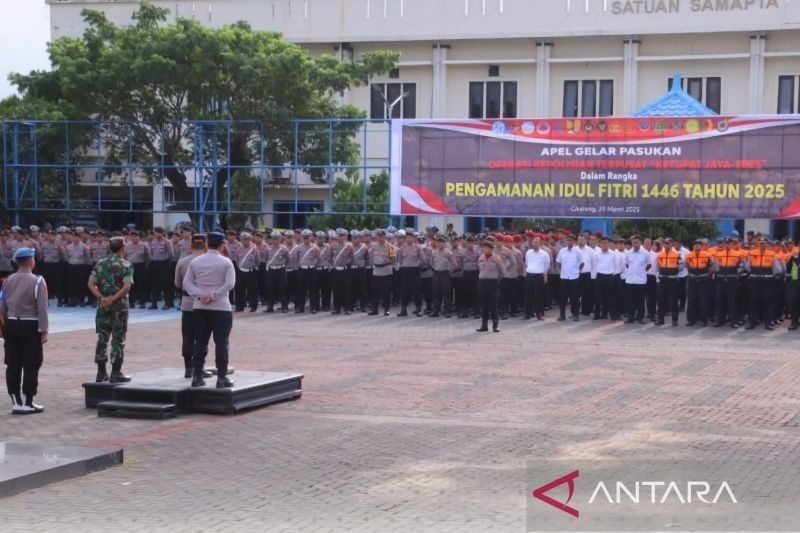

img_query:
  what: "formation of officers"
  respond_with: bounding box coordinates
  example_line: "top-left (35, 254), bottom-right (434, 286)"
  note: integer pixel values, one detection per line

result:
top-left (3, 223), bottom-right (800, 336)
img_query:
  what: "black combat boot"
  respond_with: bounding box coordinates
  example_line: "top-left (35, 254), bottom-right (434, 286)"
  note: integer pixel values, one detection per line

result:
top-left (96, 362), bottom-right (109, 383)
top-left (191, 367), bottom-right (205, 387)
top-left (216, 376), bottom-right (234, 388)
top-left (109, 360), bottom-right (131, 383)
top-left (184, 362), bottom-right (193, 379)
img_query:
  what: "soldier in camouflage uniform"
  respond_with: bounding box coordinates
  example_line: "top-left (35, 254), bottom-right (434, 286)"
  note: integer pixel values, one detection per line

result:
top-left (87, 237), bottom-right (134, 383)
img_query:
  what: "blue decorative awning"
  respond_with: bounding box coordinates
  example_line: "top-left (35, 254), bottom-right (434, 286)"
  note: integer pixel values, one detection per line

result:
top-left (633, 74), bottom-right (717, 117)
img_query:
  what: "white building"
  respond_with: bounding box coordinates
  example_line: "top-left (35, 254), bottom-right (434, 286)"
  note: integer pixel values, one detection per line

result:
top-left (46, 0), bottom-right (800, 235)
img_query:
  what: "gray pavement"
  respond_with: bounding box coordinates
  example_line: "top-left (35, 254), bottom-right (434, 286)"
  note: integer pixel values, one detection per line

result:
top-left (0, 306), bottom-right (798, 532)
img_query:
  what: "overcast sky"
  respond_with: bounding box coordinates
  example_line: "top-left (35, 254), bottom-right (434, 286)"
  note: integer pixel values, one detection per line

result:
top-left (0, 0), bottom-right (51, 99)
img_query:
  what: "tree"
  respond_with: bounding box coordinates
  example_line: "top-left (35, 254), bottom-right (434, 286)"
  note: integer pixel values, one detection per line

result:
top-left (307, 170), bottom-right (390, 230)
top-left (613, 219), bottom-right (720, 241)
top-left (10, 3), bottom-right (398, 227)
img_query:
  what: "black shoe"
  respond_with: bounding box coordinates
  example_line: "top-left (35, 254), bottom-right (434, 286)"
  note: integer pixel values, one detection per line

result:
top-left (138, 304), bottom-right (146, 309)
top-left (413, 310), bottom-right (422, 317)
top-left (281, 308), bottom-right (289, 313)
top-left (368, 310), bottom-right (378, 316)
top-left (557, 316), bottom-right (566, 321)
top-left (148, 304), bottom-right (158, 310)
top-left (295, 309), bottom-right (304, 314)
top-left (216, 377), bottom-right (234, 388)
top-left (249, 308), bottom-right (257, 313)
top-left (95, 363), bottom-right (109, 383)
top-left (263, 308), bottom-right (274, 314)
top-left (476, 327), bottom-right (489, 332)
top-left (655, 320), bottom-right (665, 326)
top-left (235, 307), bottom-right (245, 312)
top-left (713, 322), bottom-right (723, 328)
top-left (344, 310), bottom-right (351, 315)
top-left (592, 316), bottom-right (602, 320)
top-left (184, 367), bottom-right (192, 379)
top-left (745, 324), bottom-right (756, 330)
top-left (430, 312), bottom-right (440, 317)
top-left (384, 310), bottom-right (390, 316)
top-left (672, 321), bottom-right (679, 327)
top-left (191, 376), bottom-right (205, 388)
top-left (492, 325), bottom-right (500, 333)
top-left (572, 316), bottom-right (580, 322)
top-left (765, 325), bottom-right (775, 331)
top-left (699, 321), bottom-right (708, 327)
top-left (637, 319), bottom-right (646, 325)
top-left (397, 310), bottom-right (408, 317)
top-left (331, 310), bottom-right (341, 315)
top-left (624, 319), bottom-right (634, 324)
top-left (311, 309), bottom-right (318, 314)
top-left (731, 323), bottom-right (739, 329)
top-left (458, 314), bottom-right (469, 319)
top-left (444, 313), bottom-right (451, 318)
top-left (109, 360), bottom-right (131, 383)
top-left (537, 315), bottom-right (545, 321)
top-left (789, 323), bottom-right (798, 331)
top-left (686, 322), bottom-right (695, 327)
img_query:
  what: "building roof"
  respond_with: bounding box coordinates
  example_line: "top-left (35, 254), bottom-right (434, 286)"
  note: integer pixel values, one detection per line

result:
top-left (634, 74), bottom-right (717, 117)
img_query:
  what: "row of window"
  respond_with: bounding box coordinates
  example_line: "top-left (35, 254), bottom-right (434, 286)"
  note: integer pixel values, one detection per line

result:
top-left (370, 76), bottom-right (750, 119)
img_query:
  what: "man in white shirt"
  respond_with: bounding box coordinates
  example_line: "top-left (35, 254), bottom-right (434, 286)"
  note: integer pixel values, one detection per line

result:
top-left (592, 236), bottom-right (618, 320)
top-left (556, 234), bottom-right (583, 321)
top-left (675, 238), bottom-right (689, 313)
top-left (576, 234), bottom-right (595, 316)
top-left (643, 238), bottom-right (659, 321)
top-left (624, 235), bottom-right (651, 324)
top-left (183, 231), bottom-right (237, 388)
top-left (524, 237), bottom-right (551, 320)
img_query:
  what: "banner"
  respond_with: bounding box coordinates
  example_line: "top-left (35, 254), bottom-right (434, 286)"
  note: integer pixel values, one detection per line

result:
top-left (389, 116), bottom-right (800, 219)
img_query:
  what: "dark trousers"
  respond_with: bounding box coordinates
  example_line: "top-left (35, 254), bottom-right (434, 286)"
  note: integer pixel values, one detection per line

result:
top-left (462, 271), bottom-right (479, 315)
top-left (150, 260), bottom-right (169, 305)
top-left (295, 268), bottom-right (318, 312)
top-left (266, 268), bottom-right (287, 310)
top-left (332, 268), bottom-right (351, 312)
top-left (678, 277), bottom-right (688, 312)
top-left (258, 264), bottom-right (267, 304)
top-left (318, 270), bottom-right (332, 310)
top-left (235, 269), bottom-right (259, 310)
top-left (658, 277), bottom-right (679, 323)
top-left (626, 283), bottom-right (646, 321)
top-left (479, 279), bottom-right (499, 327)
top-left (594, 273), bottom-right (614, 319)
top-left (611, 275), bottom-right (624, 319)
top-left (166, 261), bottom-right (177, 305)
top-left (749, 277), bottom-right (774, 328)
top-left (41, 262), bottom-right (62, 303)
top-left (787, 279), bottom-right (800, 325)
top-left (450, 276), bottom-right (462, 314)
top-left (499, 278), bottom-right (515, 317)
top-left (371, 274), bottom-right (392, 312)
top-left (67, 264), bottom-right (86, 304)
top-left (350, 267), bottom-right (367, 310)
top-left (399, 267), bottom-right (421, 310)
top-left (559, 278), bottom-right (580, 318)
top-left (715, 278), bottom-right (739, 325)
top-left (431, 271), bottom-right (452, 314)
top-left (286, 270), bottom-right (297, 305)
top-left (686, 277), bottom-right (710, 324)
top-left (192, 309), bottom-right (232, 375)
top-left (4, 319), bottom-right (43, 397)
top-left (579, 272), bottom-right (593, 315)
top-left (132, 262), bottom-right (149, 305)
top-left (181, 311), bottom-right (195, 366)
top-left (524, 273), bottom-right (545, 318)
top-left (645, 276), bottom-right (658, 319)
top-left (419, 275), bottom-right (432, 311)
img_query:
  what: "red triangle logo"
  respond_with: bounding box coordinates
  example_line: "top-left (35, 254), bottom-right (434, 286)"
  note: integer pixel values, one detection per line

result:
top-left (532, 470), bottom-right (580, 518)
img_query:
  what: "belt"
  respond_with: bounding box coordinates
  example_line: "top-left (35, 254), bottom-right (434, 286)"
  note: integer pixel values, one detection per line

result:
top-left (8, 317), bottom-right (37, 321)
top-left (374, 263), bottom-right (391, 268)
top-left (716, 274), bottom-right (737, 279)
top-left (334, 266), bottom-right (348, 271)
top-left (300, 265), bottom-right (313, 270)
top-left (750, 274), bottom-right (774, 279)
top-left (688, 274), bottom-right (710, 279)
top-left (659, 275), bottom-right (679, 279)
top-left (526, 272), bottom-right (545, 276)
top-left (269, 266), bottom-right (285, 270)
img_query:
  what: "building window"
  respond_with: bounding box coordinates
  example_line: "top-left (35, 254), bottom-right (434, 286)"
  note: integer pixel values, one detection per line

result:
top-left (465, 217), bottom-right (514, 234)
top-left (563, 80), bottom-right (613, 118)
top-left (778, 75), bottom-right (797, 114)
top-left (667, 76), bottom-right (722, 114)
top-left (370, 83), bottom-right (416, 119)
top-left (468, 81), bottom-right (517, 119)
top-left (273, 201), bottom-right (324, 229)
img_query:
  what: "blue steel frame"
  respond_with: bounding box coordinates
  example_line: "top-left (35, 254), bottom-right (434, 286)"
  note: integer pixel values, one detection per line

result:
top-left (1, 118), bottom-right (393, 228)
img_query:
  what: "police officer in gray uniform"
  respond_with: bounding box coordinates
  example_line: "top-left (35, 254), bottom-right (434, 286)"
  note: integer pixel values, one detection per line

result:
top-left (264, 233), bottom-right (290, 313)
top-left (369, 229), bottom-right (395, 316)
top-left (1, 248), bottom-right (49, 414)
top-left (330, 228), bottom-right (354, 315)
top-left (175, 234), bottom-right (207, 378)
top-left (235, 232), bottom-right (260, 312)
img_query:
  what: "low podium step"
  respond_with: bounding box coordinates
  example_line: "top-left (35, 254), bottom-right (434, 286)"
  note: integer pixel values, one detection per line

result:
top-left (97, 400), bottom-right (178, 420)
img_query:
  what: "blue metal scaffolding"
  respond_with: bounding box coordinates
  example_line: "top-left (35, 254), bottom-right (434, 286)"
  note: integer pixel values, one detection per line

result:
top-left (0, 118), bottom-right (394, 228)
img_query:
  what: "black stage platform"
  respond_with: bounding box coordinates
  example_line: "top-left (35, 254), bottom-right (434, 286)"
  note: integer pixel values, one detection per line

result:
top-left (82, 368), bottom-right (303, 418)
top-left (0, 442), bottom-right (123, 498)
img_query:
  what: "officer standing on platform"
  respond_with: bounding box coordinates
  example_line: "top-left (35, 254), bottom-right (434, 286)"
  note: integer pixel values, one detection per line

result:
top-left (1, 248), bottom-right (49, 414)
top-left (330, 228), bottom-right (354, 315)
top-left (88, 237), bottom-right (134, 383)
top-left (183, 231), bottom-right (236, 388)
top-left (234, 232), bottom-right (260, 312)
top-left (477, 240), bottom-right (504, 333)
top-left (685, 239), bottom-right (713, 326)
top-left (175, 233), bottom-right (207, 378)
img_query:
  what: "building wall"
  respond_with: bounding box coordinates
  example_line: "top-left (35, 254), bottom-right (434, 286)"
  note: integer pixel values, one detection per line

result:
top-left (47, 0), bottom-right (800, 235)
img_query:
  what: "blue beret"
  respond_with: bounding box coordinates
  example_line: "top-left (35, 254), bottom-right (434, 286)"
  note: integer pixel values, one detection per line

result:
top-left (14, 247), bottom-right (35, 261)
top-left (207, 231), bottom-right (225, 240)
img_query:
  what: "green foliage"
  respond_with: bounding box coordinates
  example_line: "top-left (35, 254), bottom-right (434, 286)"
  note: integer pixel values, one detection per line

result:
top-left (613, 219), bottom-right (720, 241)
top-left (9, 2), bottom-right (399, 226)
top-left (307, 170), bottom-right (389, 230)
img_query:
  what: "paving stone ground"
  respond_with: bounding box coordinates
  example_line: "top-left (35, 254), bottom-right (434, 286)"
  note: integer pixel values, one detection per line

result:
top-left (0, 306), bottom-right (799, 532)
